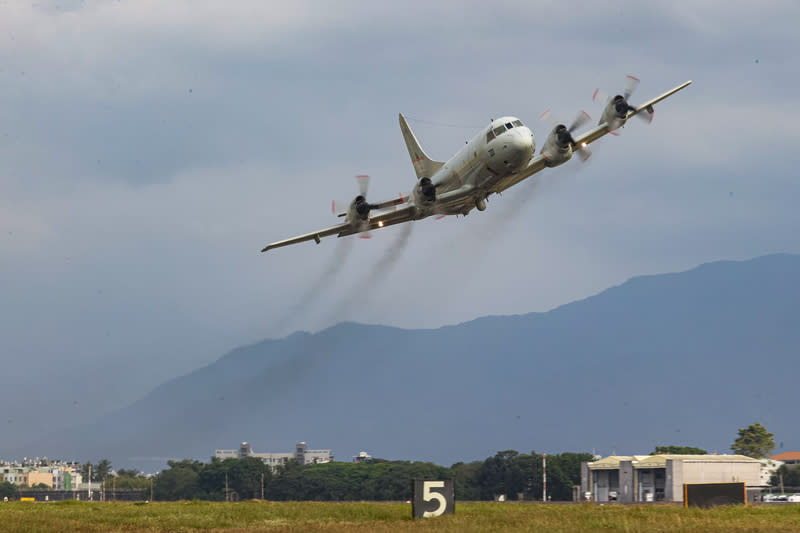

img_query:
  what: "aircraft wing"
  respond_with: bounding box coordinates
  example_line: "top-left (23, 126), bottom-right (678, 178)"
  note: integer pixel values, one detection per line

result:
top-left (261, 223), bottom-right (350, 252)
top-left (338, 186), bottom-right (477, 236)
top-left (492, 80), bottom-right (692, 194)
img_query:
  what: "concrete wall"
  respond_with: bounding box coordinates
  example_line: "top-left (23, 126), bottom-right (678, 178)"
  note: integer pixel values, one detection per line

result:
top-left (681, 460), bottom-right (760, 485)
top-left (667, 459), bottom-right (760, 502)
top-left (619, 461), bottom-right (634, 503)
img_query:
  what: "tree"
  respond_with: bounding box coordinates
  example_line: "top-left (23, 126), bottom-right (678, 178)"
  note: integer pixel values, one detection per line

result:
top-left (731, 422), bottom-right (775, 458)
top-left (451, 461), bottom-right (482, 500)
top-left (116, 468), bottom-right (140, 478)
top-left (0, 481), bottom-right (15, 500)
top-left (94, 459), bottom-right (112, 483)
top-left (153, 459), bottom-right (206, 501)
top-left (770, 465), bottom-right (800, 490)
top-left (652, 446), bottom-right (708, 455)
top-left (228, 457), bottom-right (270, 500)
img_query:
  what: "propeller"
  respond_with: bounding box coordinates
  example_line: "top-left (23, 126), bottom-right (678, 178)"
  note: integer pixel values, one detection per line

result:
top-left (540, 109), bottom-right (593, 162)
top-left (332, 175), bottom-right (379, 224)
top-left (594, 75), bottom-right (654, 126)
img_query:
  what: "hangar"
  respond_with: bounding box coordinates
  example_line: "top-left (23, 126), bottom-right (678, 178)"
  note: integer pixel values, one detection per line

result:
top-left (580, 454), bottom-right (762, 503)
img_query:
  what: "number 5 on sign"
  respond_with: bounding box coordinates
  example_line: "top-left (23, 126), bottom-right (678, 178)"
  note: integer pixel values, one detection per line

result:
top-left (412, 479), bottom-right (455, 518)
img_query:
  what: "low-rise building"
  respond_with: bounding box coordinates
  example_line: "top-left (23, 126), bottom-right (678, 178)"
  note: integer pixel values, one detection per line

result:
top-left (760, 458), bottom-right (784, 487)
top-left (770, 452), bottom-right (800, 467)
top-left (1, 459), bottom-right (84, 489)
top-left (581, 454), bottom-right (762, 503)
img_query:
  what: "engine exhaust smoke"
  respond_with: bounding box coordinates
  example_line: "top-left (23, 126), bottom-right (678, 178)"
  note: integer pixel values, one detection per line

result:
top-left (275, 237), bottom-right (354, 332)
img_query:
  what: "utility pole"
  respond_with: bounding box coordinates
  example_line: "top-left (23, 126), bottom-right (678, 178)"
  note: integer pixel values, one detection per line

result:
top-left (150, 477), bottom-right (153, 502)
top-left (542, 454), bottom-right (547, 503)
top-left (88, 464), bottom-right (92, 501)
top-left (225, 473), bottom-right (229, 502)
top-left (261, 472), bottom-right (265, 500)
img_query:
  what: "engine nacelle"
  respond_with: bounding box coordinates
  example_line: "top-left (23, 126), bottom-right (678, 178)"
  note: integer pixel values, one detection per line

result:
top-left (600, 95), bottom-right (634, 131)
top-left (540, 125), bottom-right (573, 168)
top-left (347, 195), bottom-right (372, 223)
top-left (413, 177), bottom-right (437, 205)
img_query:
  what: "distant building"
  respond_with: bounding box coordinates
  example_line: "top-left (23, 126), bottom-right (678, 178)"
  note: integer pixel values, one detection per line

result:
top-left (215, 442), bottom-right (333, 470)
top-left (0, 459), bottom-right (83, 489)
top-left (770, 451), bottom-right (800, 467)
top-left (760, 458), bottom-right (784, 486)
top-left (581, 454), bottom-right (762, 503)
top-left (353, 451), bottom-right (372, 463)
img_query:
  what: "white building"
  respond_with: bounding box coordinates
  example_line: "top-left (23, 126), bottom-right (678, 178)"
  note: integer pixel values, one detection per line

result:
top-left (760, 458), bottom-right (784, 487)
top-left (581, 454), bottom-right (763, 503)
top-left (215, 442), bottom-right (332, 470)
top-left (353, 451), bottom-right (372, 463)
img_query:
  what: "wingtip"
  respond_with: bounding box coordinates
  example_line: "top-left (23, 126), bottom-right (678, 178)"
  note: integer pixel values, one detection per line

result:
top-left (260, 246), bottom-right (270, 253)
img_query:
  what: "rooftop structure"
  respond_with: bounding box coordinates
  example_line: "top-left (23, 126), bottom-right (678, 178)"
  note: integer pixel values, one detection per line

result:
top-left (353, 451), bottom-right (372, 463)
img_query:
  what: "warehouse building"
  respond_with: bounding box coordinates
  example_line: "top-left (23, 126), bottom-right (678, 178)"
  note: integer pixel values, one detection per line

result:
top-left (581, 454), bottom-right (762, 503)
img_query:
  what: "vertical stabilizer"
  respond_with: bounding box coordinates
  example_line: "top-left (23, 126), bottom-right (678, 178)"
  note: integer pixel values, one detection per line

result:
top-left (399, 113), bottom-right (445, 180)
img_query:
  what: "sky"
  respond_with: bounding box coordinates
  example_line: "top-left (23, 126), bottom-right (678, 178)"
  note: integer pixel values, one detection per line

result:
top-left (1, 1), bottom-right (799, 450)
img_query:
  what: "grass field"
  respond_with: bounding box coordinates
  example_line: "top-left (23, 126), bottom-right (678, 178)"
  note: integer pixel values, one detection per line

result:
top-left (1, 501), bottom-right (799, 532)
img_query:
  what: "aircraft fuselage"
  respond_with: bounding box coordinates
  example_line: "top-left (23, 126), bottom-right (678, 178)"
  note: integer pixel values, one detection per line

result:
top-left (412, 116), bottom-right (535, 217)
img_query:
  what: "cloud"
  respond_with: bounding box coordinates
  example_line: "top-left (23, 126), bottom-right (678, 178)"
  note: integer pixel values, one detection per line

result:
top-left (1, 0), bottom-right (799, 451)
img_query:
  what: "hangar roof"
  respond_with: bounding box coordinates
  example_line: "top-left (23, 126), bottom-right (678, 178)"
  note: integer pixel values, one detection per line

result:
top-left (589, 454), bottom-right (760, 470)
top-left (588, 455), bottom-right (649, 470)
top-left (636, 454), bottom-right (759, 468)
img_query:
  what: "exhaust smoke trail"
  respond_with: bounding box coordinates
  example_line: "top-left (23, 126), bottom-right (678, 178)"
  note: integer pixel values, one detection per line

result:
top-left (362, 222), bottom-right (414, 287)
top-left (337, 223), bottom-right (414, 313)
top-left (275, 237), bottom-right (354, 332)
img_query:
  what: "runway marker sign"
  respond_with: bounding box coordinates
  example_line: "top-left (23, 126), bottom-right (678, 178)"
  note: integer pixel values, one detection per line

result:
top-left (412, 479), bottom-right (454, 519)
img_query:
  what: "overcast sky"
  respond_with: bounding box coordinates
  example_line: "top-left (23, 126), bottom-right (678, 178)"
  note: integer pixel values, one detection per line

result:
top-left (1, 1), bottom-right (799, 446)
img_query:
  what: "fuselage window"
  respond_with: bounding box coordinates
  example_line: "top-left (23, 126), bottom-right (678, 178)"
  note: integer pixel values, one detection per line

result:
top-left (493, 125), bottom-right (506, 136)
top-left (486, 130), bottom-right (496, 142)
top-left (512, 120), bottom-right (523, 127)
top-left (505, 122), bottom-right (513, 129)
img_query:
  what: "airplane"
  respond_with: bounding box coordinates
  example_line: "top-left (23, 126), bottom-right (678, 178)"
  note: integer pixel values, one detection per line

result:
top-left (261, 78), bottom-right (691, 252)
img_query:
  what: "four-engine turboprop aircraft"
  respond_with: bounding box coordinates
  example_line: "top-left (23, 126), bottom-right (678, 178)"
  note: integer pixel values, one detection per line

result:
top-left (261, 79), bottom-right (691, 252)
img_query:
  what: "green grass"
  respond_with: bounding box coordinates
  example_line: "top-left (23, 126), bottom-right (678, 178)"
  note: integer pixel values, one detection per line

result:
top-left (1, 501), bottom-right (799, 532)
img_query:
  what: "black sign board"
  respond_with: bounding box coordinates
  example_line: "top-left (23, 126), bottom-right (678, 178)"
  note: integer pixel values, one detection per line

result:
top-left (412, 479), bottom-right (455, 518)
top-left (684, 482), bottom-right (747, 508)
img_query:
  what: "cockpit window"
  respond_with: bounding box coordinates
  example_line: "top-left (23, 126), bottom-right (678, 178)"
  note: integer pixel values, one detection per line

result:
top-left (486, 129), bottom-right (496, 142)
top-left (505, 122), bottom-right (513, 129)
top-left (512, 120), bottom-right (523, 127)
top-left (493, 125), bottom-right (506, 136)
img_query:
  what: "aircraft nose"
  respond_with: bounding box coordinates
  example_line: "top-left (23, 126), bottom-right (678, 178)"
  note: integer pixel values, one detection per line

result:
top-left (503, 129), bottom-right (534, 168)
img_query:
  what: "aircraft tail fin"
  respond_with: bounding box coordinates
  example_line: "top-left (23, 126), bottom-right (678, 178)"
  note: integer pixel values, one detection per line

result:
top-left (399, 113), bottom-right (444, 180)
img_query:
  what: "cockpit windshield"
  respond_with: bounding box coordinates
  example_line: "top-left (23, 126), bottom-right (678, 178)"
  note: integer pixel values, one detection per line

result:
top-left (487, 120), bottom-right (525, 142)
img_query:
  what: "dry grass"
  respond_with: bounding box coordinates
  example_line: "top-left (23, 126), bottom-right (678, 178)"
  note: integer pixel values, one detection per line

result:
top-left (1, 500), bottom-right (799, 532)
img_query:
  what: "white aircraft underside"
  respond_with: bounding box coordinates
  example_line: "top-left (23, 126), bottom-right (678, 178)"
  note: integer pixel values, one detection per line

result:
top-left (261, 80), bottom-right (692, 252)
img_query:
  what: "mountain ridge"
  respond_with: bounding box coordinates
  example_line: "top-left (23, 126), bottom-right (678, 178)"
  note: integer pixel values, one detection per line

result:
top-left (17, 253), bottom-right (799, 471)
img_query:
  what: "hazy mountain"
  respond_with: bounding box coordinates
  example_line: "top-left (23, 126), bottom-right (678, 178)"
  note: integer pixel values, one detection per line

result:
top-left (20, 254), bottom-right (800, 471)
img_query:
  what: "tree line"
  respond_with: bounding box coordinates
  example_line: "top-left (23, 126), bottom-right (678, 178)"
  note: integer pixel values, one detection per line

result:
top-left (1, 422), bottom-right (788, 501)
top-left (153, 451), bottom-right (593, 502)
